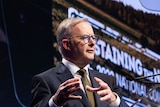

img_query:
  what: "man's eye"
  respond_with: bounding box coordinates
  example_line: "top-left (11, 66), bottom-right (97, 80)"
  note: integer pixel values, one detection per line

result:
top-left (92, 36), bottom-right (95, 39)
top-left (83, 35), bottom-right (90, 39)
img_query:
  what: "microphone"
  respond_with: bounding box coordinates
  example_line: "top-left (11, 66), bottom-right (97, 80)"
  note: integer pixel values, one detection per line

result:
top-left (133, 73), bottom-right (160, 84)
top-left (134, 73), bottom-right (160, 80)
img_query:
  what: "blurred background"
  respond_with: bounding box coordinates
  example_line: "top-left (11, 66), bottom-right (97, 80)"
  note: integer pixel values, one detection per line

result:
top-left (0, 0), bottom-right (53, 106)
top-left (0, 0), bottom-right (160, 107)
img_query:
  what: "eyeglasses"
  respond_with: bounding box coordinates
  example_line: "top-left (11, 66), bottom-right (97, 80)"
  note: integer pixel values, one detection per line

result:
top-left (73, 35), bottom-right (99, 44)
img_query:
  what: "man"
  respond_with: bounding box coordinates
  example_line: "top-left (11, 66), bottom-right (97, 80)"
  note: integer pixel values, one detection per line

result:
top-left (30, 18), bottom-right (128, 107)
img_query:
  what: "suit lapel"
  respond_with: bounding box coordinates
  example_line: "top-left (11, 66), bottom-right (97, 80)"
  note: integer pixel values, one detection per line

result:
top-left (74, 90), bottom-right (92, 107)
top-left (56, 63), bottom-right (92, 107)
top-left (56, 63), bottom-right (74, 83)
top-left (89, 70), bottom-right (101, 107)
top-left (89, 70), bottom-right (110, 107)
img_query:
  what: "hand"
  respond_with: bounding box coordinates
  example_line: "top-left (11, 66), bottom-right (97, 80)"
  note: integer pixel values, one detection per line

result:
top-left (52, 78), bottom-right (82, 106)
top-left (86, 77), bottom-right (116, 104)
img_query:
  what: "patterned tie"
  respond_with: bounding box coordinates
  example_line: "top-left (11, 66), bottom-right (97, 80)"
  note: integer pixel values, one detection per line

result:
top-left (78, 69), bottom-right (95, 107)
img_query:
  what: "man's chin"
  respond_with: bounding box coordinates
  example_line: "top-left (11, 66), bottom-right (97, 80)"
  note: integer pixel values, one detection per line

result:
top-left (84, 54), bottom-right (94, 61)
top-left (87, 57), bottom-right (94, 61)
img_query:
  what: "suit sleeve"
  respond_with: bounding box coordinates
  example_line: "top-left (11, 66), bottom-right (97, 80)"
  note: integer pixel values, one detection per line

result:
top-left (30, 75), bottom-right (52, 107)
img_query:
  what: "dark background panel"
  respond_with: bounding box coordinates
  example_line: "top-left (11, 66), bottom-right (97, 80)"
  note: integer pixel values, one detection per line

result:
top-left (0, 0), bottom-right (54, 106)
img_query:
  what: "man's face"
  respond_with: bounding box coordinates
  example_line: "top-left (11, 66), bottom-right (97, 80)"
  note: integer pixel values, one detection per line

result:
top-left (69, 21), bottom-right (96, 65)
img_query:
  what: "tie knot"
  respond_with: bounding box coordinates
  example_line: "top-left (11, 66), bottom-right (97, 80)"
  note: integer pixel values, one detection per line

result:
top-left (78, 69), bottom-right (86, 77)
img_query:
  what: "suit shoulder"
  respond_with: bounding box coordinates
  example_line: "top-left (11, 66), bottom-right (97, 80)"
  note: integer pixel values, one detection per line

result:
top-left (40, 66), bottom-right (57, 75)
top-left (34, 63), bottom-right (65, 79)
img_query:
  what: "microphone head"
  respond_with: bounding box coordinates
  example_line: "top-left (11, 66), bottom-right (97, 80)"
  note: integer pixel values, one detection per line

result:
top-left (125, 74), bottom-right (135, 81)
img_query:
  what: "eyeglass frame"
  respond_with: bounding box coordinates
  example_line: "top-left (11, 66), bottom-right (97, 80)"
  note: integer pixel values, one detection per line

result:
top-left (68, 34), bottom-right (99, 44)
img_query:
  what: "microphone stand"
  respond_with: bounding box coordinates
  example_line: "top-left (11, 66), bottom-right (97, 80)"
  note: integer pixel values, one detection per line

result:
top-left (130, 74), bottom-right (160, 107)
top-left (130, 85), bottom-right (159, 107)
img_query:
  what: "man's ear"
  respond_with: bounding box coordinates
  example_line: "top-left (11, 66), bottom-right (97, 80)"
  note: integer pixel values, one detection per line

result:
top-left (62, 39), bottom-right (71, 50)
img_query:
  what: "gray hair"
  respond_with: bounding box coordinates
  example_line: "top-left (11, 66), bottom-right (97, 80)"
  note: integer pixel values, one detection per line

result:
top-left (55, 18), bottom-right (88, 56)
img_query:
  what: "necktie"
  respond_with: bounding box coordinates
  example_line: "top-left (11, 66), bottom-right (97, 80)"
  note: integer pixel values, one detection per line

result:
top-left (78, 69), bottom-right (95, 107)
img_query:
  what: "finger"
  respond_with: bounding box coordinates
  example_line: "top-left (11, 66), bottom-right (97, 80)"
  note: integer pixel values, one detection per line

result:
top-left (94, 77), bottom-right (109, 88)
top-left (68, 94), bottom-right (82, 100)
top-left (63, 81), bottom-right (81, 93)
top-left (86, 77), bottom-right (106, 92)
top-left (94, 77), bottom-right (103, 83)
top-left (66, 84), bottom-right (81, 94)
top-left (98, 90), bottom-right (116, 103)
top-left (97, 89), bottom-right (108, 96)
top-left (100, 94), bottom-right (112, 102)
top-left (86, 85), bottom-right (101, 92)
top-left (61, 78), bottom-right (80, 86)
top-left (62, 78), bottom-right (80, 90)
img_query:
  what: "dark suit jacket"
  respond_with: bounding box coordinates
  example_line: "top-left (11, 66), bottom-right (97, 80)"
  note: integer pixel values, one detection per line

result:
top-left (30, 63), bottom-right (128, 107)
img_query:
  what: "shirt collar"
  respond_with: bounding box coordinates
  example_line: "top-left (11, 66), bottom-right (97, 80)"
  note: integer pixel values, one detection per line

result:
top-left (62, 58), bottom-right (89, 76)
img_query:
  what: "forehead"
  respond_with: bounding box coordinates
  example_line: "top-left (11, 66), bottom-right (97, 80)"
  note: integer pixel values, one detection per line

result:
top-left (71, 21), bottom-right (94, 36)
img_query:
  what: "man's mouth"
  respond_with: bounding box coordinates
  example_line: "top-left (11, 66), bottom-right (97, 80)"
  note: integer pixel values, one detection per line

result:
top-left (87, 49), bottom-right (94, 53)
